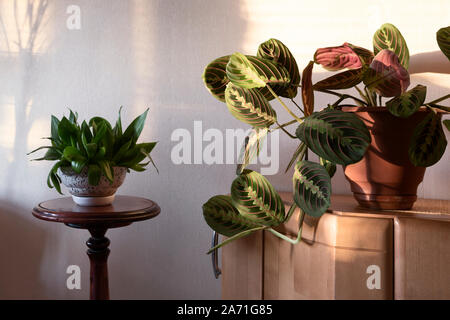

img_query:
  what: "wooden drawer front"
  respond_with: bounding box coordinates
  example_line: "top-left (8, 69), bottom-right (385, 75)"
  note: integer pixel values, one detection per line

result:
top-left (265, 211), bottom-right (393, 300)
top-left (221, 231), bottom-right (263, 300)
top-left (395, 217), bottom-right (450, 299)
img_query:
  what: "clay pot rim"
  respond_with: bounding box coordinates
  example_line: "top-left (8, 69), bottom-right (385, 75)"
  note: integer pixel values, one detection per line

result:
top-left (341, 106), bottom-right (447, 114)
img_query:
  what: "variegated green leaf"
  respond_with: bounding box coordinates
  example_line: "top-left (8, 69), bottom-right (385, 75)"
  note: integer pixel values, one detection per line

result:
top-left (296, 109), bottom-right (371, 165)
top-left (437, 26), bottom-right (450, 61)
top-left (236, 128), bottom-right (269, 175)
top-left (203, 195), bottom-right (261, 237)
top-left (320, 157), bottom-right (336, 178)
top-left (226, 52), bottom-right (267, 88)
top-left (293, 160), bottom-right (331, 218)
top-left (302, 61), bottom-right (315, 116)
top-left (231, 170), bottom-right (286, 226)
top-left (202, 55), bottom-right (232, 102)
top-left (373, 23), bottom-right (410, 69)
top-left (225, 83), bottom-right (277, 128)
top-left (386, 84), bottom-right (426, 118)
top-left (313, 68), bottom-right (364, 90)
top-left (226, 53), bottom-right (291, 90)
top-left (409, 110), bottom-right (447, 167)
top-left (203, 55), bottom-right (289, 102)
top-left (257, 38), bottom-right (300, 98)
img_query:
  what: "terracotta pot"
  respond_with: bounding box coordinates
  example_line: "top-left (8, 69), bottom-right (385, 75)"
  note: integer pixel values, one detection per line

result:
top-left (342, 106), bottom-right (430, 210)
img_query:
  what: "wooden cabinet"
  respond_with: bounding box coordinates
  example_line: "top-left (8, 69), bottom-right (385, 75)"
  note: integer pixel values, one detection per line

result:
top-left (221, 193), bottom-right (450, 300)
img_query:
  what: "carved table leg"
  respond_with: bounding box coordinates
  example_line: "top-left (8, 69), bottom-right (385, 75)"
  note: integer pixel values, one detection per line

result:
top-left (86, 227), bottom-right (110, 300)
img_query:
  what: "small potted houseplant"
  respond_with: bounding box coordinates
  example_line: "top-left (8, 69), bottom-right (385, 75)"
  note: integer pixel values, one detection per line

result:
top-left (28, 108), bottom-right (158, 206)
top-left (311, 24), bottom-right (450, 209)
top-left (201, 24), bottom-right (450, 252)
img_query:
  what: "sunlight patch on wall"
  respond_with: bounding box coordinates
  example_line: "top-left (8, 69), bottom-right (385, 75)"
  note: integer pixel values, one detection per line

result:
top-left (0, 0), bottom-right (52, 55)
top-left (239, 0), bottom-right (450, 71)
top-left (27, 117), bottom-right (48, 152)
top-left (131, 0), bottom-right (157, 138)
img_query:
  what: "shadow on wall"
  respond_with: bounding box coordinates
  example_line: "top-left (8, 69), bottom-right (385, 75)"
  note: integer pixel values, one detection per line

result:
top-left (0, 201), bottom-right (47, 299)
top-left (410, 51), bottom-right (450, 74)
top-left (0, 0), bottom-right (50, 197)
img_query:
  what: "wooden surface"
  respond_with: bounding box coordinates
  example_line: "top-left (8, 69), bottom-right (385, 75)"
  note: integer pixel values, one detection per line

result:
top-left (221, 193), bottom-right (450, 300)
top-left (32, 196), bottom-right (160, 227)
top-left (222, 231), bottom-right (263, 300)
top-left (395, 217), bottom-right (450, 299)
top-left (32, 196), bottom-right (161, 300)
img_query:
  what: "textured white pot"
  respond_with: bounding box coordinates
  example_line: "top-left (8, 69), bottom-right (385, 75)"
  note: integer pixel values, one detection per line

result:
top-left (58, 166), bottom-right (127, 206)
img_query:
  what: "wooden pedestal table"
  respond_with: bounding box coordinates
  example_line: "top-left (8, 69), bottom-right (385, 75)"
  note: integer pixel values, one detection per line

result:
top-left (221, 193), bottom-right (450, 300)
top-left (32, 196), bottom-right (160, 300)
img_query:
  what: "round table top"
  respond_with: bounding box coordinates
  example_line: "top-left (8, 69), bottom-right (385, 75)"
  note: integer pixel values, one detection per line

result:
top-left (32, 195), bottom-right (160, 228)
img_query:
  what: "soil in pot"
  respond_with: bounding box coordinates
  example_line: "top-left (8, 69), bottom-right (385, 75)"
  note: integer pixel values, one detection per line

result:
top-left (342, 106), bottom-right (431, 210)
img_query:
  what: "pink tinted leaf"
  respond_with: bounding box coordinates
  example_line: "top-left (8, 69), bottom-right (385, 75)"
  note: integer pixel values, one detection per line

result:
top-left (364, 49), bottom-right (410, 97)
top-left (314, 43), bottom-right (371, 71)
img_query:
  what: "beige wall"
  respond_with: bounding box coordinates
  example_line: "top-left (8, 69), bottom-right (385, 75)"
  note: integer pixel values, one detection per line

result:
top-left (0, 0), bottom-right (448, 299)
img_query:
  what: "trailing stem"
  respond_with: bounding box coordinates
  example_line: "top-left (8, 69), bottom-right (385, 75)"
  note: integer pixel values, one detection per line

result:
top-left (266, 84), bottom-right (304, 123)
top-left (268, 203), bottom-right (305, 245)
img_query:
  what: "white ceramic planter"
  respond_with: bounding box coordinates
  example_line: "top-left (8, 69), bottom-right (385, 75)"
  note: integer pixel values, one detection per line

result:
top-left (58, 166), bottom-right (127, 206)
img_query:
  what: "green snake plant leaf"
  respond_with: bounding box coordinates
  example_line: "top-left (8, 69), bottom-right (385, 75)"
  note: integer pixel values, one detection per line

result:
top-left (236, 128), bottom-right (268, 175)
top-left (51, 115), bottom-right (61, 145)
top-left (58, 117), bottom-right (78, 145)
top-left (88, 164), bottom-right (102, 186)
top-left (386, 84), bottom-right (427, 118)
top-left (203, 195), bottom-right (262, 237)
top-left (301, 61), bottom-right (315, 116)
top-left (292, 160), bottom-right (331, 218)
top-left (98, 160), bottom-right (114, 182)
top-left (47, 161), bottom-right (65, 195)
top-left (320, 157), bottom-right (336, 178)
top-left (408, 110), bottom-right (447, 167)
top-left (257, 38), bottom-right (300, 98)
top-left (71, 160), bottom-right (87, 174)
top-left (313, 68), bottom-right (365, 90)
top-left (63, 146), bottom-right (86, 162)
top-left (231, 170), bottom-right (286, 226)
top-left (121, 108), bottom-right (149, 145)
top-left (225, 83), bottom-right (277, 128)
top-left (373, 23), bottom-right (410, 69)
top-left (296, 109), bottom-right (371, 165)
top-left (437, 26), bottom-right (450, 61)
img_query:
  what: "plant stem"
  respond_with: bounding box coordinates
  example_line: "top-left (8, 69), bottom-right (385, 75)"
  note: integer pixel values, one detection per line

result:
top-left (266, 85), bottom-right (303, 123)
top-left (268, 207), bottom-right (305, 245)
top-left (428, 94), bottom-right (450, 105)
top-left (364, 87), bottom-right (376, 106)
top-left (427, 103), bottom-right (450, 113)
top-left (316, 88), bottom-right (368, 106)
top-left (290, 99), bottom-right (305, 115)
top-left (275, 121), bottom-right (297, 139)
top-left (273, 119), bottom-right (298, 130)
